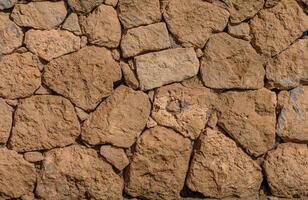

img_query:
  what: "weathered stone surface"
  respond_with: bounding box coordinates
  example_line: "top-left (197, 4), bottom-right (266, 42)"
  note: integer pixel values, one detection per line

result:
top-left (0, 0), bottom-right (16, 10)
top-left (0, 13), bottom-right (23, 54)
top-left (80, 5), bottom-right (121, 48)
top-left (36, 145), bottom-right (123, 200)
top-left (120, 61), bottom-right (139, 89)
top-left (68, 0), bottom-right (103, 13)
top-left (118, 0), bottom-right (161, 29)
top-left (264, 143), bottom-right (308, 198)
top-left (200, 33), bottom-right (265, 89)
top-left (105, 0), bottom-right (118, 7)
top-left (0, 148), bottom-right (36, 199)
top-left (75, 107), bottom-right (89, 122)
top-left (266, 39), bottom-right (308, 90)
top-left (62, 13), bottom-right (82, 35)
top-left (43, 46), bottom-right (121, 111)
top-left (121, 23), bottom-right (170, 58)
top-left (265, 0), bottom-right (280, 8)
top-left (135, 48), bottom-right (199, 90)
top-left (25, 30), bottom-right (81, 61)
top-left (228, 23), bottom-right (251, 41)
top-left (24, 151), bottom-right (44, 163)
top-left (164, 0), bottom-right (229, 48)
top-left (125, 126), bottom-right (192, 200)
top-left (217, 88), bottom-right (276, 157)
top-left (152, 83), bottom-right (216, 139)
top-left (0, 53), bottom-right (41, 99)
top-left (9, 95), bottom-right (80, 152)
top-left (250, 0), bottom-right (308, 57)
top-left (11, 1), bottom-right (67, 30)
top-left (82, 86), bottom-right (151, 148)
top-left (100, 145), bottom-right (129, 171)
top-left (187, 128), bottom-right (263, 198)
top-left (0, 99), bottom-right (13, 144)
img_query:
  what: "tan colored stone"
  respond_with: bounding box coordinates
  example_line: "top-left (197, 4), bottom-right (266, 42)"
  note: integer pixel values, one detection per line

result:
top-left (146, 116), bottom-right (157, 128)
top-left (264, 143), bottom-right (308, 198)
top-left (187, 128), bottom-right (263, 199)
top-left (200, 33), bottom-right (265, 89)
top-left (120, 61), bottom-right (139, 90)
top-left (43, 46), bottom-right (121, 111)
top-left (25, 30), bottom-right (81, 61)
top-left (11, 1), bottom-right (67, 30)
top-left (9, 95), bottom-right (80, 152)
top-left (80, 36), bottom-right (88, 47)
top-left (80, 5), bottom-right (121, 48)
top-left (0, 99), bottom-right (13, 144)
top-left (5, 99), bottom-right (18, 107)
top-left (228, 23), bottom-right (251, 41)
top-left (24, 152), bottom-right (44, 163)
top-left (111, 49), bottom-right (121, 61)
top-left (0, 0), bottom-right (16, 10)
top-left (125, 126), bottom-right (192, 200)
top-left (75, 107), bottom-right (89, 122)
top-left (62, 13), bottom-right (82, 35)
top-left (164, 0), bottom-right (229, 48)
top-left (68, 0), bottom-right (103, 13)
top-left (82, 86), bottom-right (151, 148)
top-left (100, 145), bottom-right (129, 171)
top-left (265, 0), bottom-right (280, 8)
top-left (0, 53), bottom-right (41, 99)
top-left (135, 48), bottom-right (199, 90)
top-left (36, 145), bottom-right (123, 200)
top-left (105, 0), bottom-right (118, 7)
top-left (34, 85), bottom-right (51, 95)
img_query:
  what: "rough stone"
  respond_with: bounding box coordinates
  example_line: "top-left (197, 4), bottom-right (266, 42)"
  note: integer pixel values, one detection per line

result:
top-left (0, 99), bottom-right (13, 144)
top-left (75, 107), bottom-right (89, 122)
top-left (120, 61), bottom-right (139, 90)
top-left (24, 151), bottom-right (44, 163)
top-left (68, 0), bottom-right (103, 13)
top-left (227, 23), bottom-right (251, 41)
top-left (0, 0), bottom-right (16, 10)
top-left (34, 85), bottom-right (51, 95)
top-left (105, 0), bottom-right (118, 7)
top-left (100, 145), bottom-right (129, 171)
top-left (146, 116), bottom-right (157, 128)
top-left (62, 13), bottom-right (82, 35)
top-left (265, 0), bottom-right (280, 8)
top-left (111, 49), bottom-right (121, 61)
top-left (5, 99), bottom-right (18, 107)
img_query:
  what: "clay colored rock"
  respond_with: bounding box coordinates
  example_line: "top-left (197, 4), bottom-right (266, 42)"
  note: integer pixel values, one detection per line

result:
top-left (125, 126), bottom-right (192, 200)
top-left (120, 61), bottom-right (139, 89)
top-left (100, 145), bottom-right (129, 171)
top-left (36, 145), bottom-right (123, 200)
top-left (227, 22), bottom-right (251, 40)
top-left (62, 13), bottom-right (82, 35)
top-left (187, 128), bottom-right (263, 198)
top-left (9, 95), bottom-right (80, 152)
top-left (68, 0), bottom-right (103, 13)
top-left (135, 48), bottom-right (199, 90)
top-left (164, 0), bottom-right (229, 48)
top-left (201, 33), bottom-right (265, 89)
top-left (24, 151), bottom-right (44, 163)
top-left (43, 46), bottom-right (121, 111)
top-left (0, 100), bottom-right (13, 144)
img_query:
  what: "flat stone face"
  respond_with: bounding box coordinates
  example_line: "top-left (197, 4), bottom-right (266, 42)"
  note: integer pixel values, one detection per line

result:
top-left (200, 33), bottom-right (265, 89)
top-left (100, 145), bottom-right (129, 171)
top-left (164, 0), bottom-right (229, 48)
top-left (264, 143), bottom-right (308, 198)
top-left (217, 88), bottom-right (277, 157)
top-left (125, 126), bottom-right (192, 200)
top-left (11, 1), bottom-right (67, 30)
top-left (36, 145), bottom-right (123, 200)
top-left (61, 13), bottom-right (82, 35)
top-left (9, 95), bottom-right (80, 152)
top-left (118, 0), bottom-right (161, 29)
top-left (24, 151), bottom-right (44, 163)
top-left (67, 0), bottom-right (103, 13)
top-left (135, 48), bottom-right (199, 90)
top-left (227, 22), bottom-right (251, 40)
top-left (0, 100), bottom-right (12, 144)
top-left (187, 128), bottom-right (263, 199)
top-left (0, 52), bottom-right (41, 99)
top-left (120, 23), bottom-right (171, 58)
top-left (250, 0), bottom-right (308, 57)
top-left (43, 46), bottom-right (121, 111)
top-left (81, 86), bottom-right (151, 148)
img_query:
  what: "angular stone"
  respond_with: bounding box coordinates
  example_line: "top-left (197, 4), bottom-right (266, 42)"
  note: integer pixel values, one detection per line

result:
top-left (11, 1), bottom-right (67, 30)
top-left (105, 0), bottom-right (118, 7)
top-left (186, 128), bottom-right (263, 199)
top-left (25, 30), bottom-right (80, 61)
top-left (75, 107), bottom-right (89, 122)
top-left (125, 126), bottom-right (192, 200)
top-left (265, 0), bottom-right (280, 8)
top-left (135, 48), bottom-right (199, 90)
top-left (0, 99), bottom-right (13, 144)
top-left (67, 0), bottom-right (103, 13)
top-left (217, 88), bottom-right (276, 157)
top-left (62, 13), bottom-right (82, 35)
top-left (0, 53), bottom-right (41, 99)
top-left (164, 0), bottom-right (229, 48)
top-left (80, 5), bottom-right (121, 48)
top-left (264, 143), bottom-right (308, 198)
top-left (82, 86), bottom-right (151, 148)
top-left (24, 152), bottom-right (44, 163)
top-left (9, 95), bottom-right (80, 152)
top-left (227, 23), bottom-right (251, 41)
top-left (120, 61), bottom-right (139, 90)
top-left (36, 145), bottom-right (123, 200)
top-left (118, 0), bottom-right (161, 29)
top-left (100, 145), bottom-right (129, 171)
top-left (121, 23), bottom-right (171, 58)
top-left (250, 0), bottom-right (308, 57)
top-left (43, 46), bottom-right (121, 111)
top-left (0, 0), bottom-right (16, 10)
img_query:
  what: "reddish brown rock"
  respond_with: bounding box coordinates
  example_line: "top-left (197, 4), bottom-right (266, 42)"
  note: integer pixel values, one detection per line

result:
top-left (120, 61), bottom-right (139, 89)
top-left (0, 99), bottom-right (13, 144)
top-left (265, 0), bottom-right (280, 8)
top-left (227, 23), bottom-right (251, 41)
top-left (105, 0), bottom-right (118, 7)
top-left (125, 126), bottom-right (192, 200)
top-left (67, 0), bottom-right (103, 13)
top-left (100, 145), bottom-right (129, 171)
top-left (24, 151), bottom-right (44, 163)
top-left (62, 13), bottom-right (82, 35)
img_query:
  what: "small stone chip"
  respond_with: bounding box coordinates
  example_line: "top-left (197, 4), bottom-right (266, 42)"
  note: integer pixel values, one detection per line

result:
top-left (100, 145), bottom-right (129, 171)
top-left (0, 99), bottom-right (13, 144)
top-left (68, 0), bottom-right (104, 13)
top-left (62, 13), bottom-right (82, 35)
top-left (24, 151), bottom-right (44, 163)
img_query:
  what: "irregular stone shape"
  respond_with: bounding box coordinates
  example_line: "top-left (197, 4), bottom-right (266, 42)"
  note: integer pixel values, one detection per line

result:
top-left (36, 145), bottom-right (123, 200)
top-left (0, 148), bottom-right (36, 199)
top-left (67, 0), bottom-right (103, 13)
top-left (62, 13), bottom-right (82, 35)
top-left (0, 99), bottom-right (13, 144)
top-left (265, 0), bottom-right (280, 8)
top-left (0, 53), bottom-right (41, 99)
top-left (125, 126), bottom-right (192, 200)
top-left (227, 22), bottom-right (251, 41)
top-left (152, 83), bottom-right (216, 139)
top-left (105, 0), bottom-right (118, 7)
top-left (200, 33), bottom-right (265, 89)
top-left (43, 46), bottom-right (121, 111)
top-left (250, 0), bottom-right (308, 57)
top-left (100, 145), bottom-right (129, 171)
top-left (120, 61), bottom-right (139, 90)
top-left (80, 5), bottom-right (121, 48)
top-left (11, 1), bottom-right (67, 30)
top-left (25, 30), bottom-right (81, 61)
top-left (0, 13), bottom-right (23, 54)
top-left (135, 48), bottom-right (199, 90)
top-left (186, 128), bottom-right (263, 199)
top-left (0, 0), bottom-right (16, 10)
top-left (264, 143), bottom-right (308, 198)
top-left (24, 152), bottom-right (44, 163)
top-left (9, 95), bottom-right (80, 152)
top-left (121, 23), bottom-right (171, 58)
top-left (217, 88), bottom-right (276, 157)
top-left (164, 0), bottom-right (229, 48)
top-left (266, 39), bottom-right (308, 90)
top-left (118, 0), bottom-right (161, 29)
top-left (75, 107), bottom-right (89, 122)
top-left (81, 86), bottom-right (151, 147)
